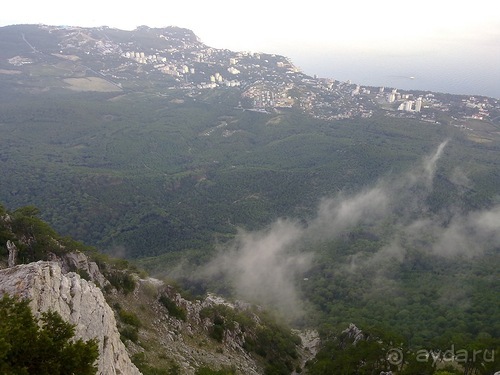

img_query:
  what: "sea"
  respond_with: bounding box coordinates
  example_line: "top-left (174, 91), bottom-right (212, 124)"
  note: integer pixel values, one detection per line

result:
top-left (290, 48), bottom-right (500, 100)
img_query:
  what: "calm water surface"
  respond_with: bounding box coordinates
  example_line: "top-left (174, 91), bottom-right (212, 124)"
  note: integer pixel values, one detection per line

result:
top-left (291, 47), bottom-right (500, 99)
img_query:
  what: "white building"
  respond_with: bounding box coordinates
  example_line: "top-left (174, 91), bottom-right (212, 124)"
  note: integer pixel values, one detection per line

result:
top-left (415, 98), bottom-right (422, 112)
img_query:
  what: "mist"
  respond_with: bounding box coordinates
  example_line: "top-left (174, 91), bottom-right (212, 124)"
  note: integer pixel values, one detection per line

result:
top-left (200, 219), bottom-right (310, 319)
top-left (195, 140), bottom-right (499, 318)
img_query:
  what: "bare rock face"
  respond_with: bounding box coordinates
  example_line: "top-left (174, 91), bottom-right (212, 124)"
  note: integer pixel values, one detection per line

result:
top-left (342, 323), bottom-right (364, 345)
top-left (59, 251), bottom-right (108, 288)
top-left (6, 240), bottom-right (18, 267)
top-left (294, 329), bottom-right (320, 373)
top-left (0, 261), bottom-right (141, 375)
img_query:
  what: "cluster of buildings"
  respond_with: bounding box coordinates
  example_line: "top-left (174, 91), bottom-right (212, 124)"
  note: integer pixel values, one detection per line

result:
top-left (7, 56), bottom-right (33, 66)
top-left (397, 97), bottom-right (422, 112)
top-left (121, 48), bottom-right (245, 89)
top-left (54, 26), bottom-right (499, 124)
top-left (461, 97), bottom-right (492, 120)
top-left (65, 27), bottom-right (377, 120)
top-left (386, 89), bottom-right (423, 112)
top-left (124, 51), bottom-right (168, 64)
top-left (242, 83), bottom-right (295, 109)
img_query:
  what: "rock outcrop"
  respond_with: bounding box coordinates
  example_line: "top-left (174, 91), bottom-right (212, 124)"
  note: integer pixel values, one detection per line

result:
top-left (134, 279), bottom-right (262, 374)
top-left (0, 261), bottom-right (141, 375)
top-left (294, 329), bottom-right (320, 373)
top-left (59, 251), bottom-right (108, 288)
top-left (6, 240), bottom-right (17, 267)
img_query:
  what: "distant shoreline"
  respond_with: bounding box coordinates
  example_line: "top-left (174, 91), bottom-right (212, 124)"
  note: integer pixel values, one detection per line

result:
top-left (293, 52), bottom-right (500, 100)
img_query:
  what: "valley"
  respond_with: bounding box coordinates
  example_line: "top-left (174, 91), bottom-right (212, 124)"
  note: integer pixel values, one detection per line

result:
top-left (0, 23), bottom-right (499, 375)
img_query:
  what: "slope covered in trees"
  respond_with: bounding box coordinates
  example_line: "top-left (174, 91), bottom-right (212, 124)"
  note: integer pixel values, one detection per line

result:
top-left (1, 89), bottom-right (499, 262)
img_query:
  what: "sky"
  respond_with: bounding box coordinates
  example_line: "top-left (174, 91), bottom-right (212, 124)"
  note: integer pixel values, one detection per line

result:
top-left (2, 0), bottom-right (500, 96)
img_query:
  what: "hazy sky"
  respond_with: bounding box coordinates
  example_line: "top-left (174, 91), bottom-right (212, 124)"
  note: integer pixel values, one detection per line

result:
top-left (2, 0), bottom-right (500, 95)
top-left (3, 0), bottom-right (498, 53)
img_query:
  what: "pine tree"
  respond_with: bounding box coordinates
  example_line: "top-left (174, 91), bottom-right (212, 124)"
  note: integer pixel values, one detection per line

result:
top-left (0, 294), bottom-right (98, 375)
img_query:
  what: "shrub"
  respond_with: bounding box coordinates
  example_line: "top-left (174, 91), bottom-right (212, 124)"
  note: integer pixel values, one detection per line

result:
top-left (106, 271), bottom-right (136, 294)
top-left (119, 326), bottom-right (139, 343)
top-left (159, 294), bottom-right (187, 321)
top-left (119, 309), bottom-right (142, 328)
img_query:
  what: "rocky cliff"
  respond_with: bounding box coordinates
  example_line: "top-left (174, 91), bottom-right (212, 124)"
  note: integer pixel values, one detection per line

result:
top-left (0, 201), bottom-right (307, 374)
top-left (131, 281), bottom-right (263, 374)
top-left (0, 260), bottom-right (141, 375)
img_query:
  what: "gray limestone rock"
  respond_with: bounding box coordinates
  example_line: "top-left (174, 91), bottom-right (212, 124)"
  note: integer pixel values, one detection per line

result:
top-left (0, 261), bottom-right (141, 375)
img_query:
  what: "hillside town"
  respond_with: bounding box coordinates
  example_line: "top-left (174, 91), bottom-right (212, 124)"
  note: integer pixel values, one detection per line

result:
top-left (7, 25), bottom-right (500, 126)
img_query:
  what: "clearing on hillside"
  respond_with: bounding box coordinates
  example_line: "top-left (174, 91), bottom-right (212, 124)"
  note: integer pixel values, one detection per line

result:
top-left (63, 77), bottom-right (122, 92)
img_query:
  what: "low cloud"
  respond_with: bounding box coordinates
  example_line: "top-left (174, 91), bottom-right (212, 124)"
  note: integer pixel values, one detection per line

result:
top-left (310, 185), bottom-right (390, 238)
top-left (200, 219), bottom-right (310, 319)
top-left (194, 140), bottom-right (499, 317)
top-left (421, 139), bottom-right (448, 187)
top-left (201, 183), bottom-right (394, 318)
top-left (431, 205), bottom-right (500, 257)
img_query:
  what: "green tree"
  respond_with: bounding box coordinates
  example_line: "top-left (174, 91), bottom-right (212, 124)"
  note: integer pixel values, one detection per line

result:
top-left (0, 294), bottom-right (98, 375)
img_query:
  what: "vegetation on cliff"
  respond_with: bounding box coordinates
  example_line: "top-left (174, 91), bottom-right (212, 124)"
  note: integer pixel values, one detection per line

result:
top-left (0, 294), bottom-right (98, 375)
